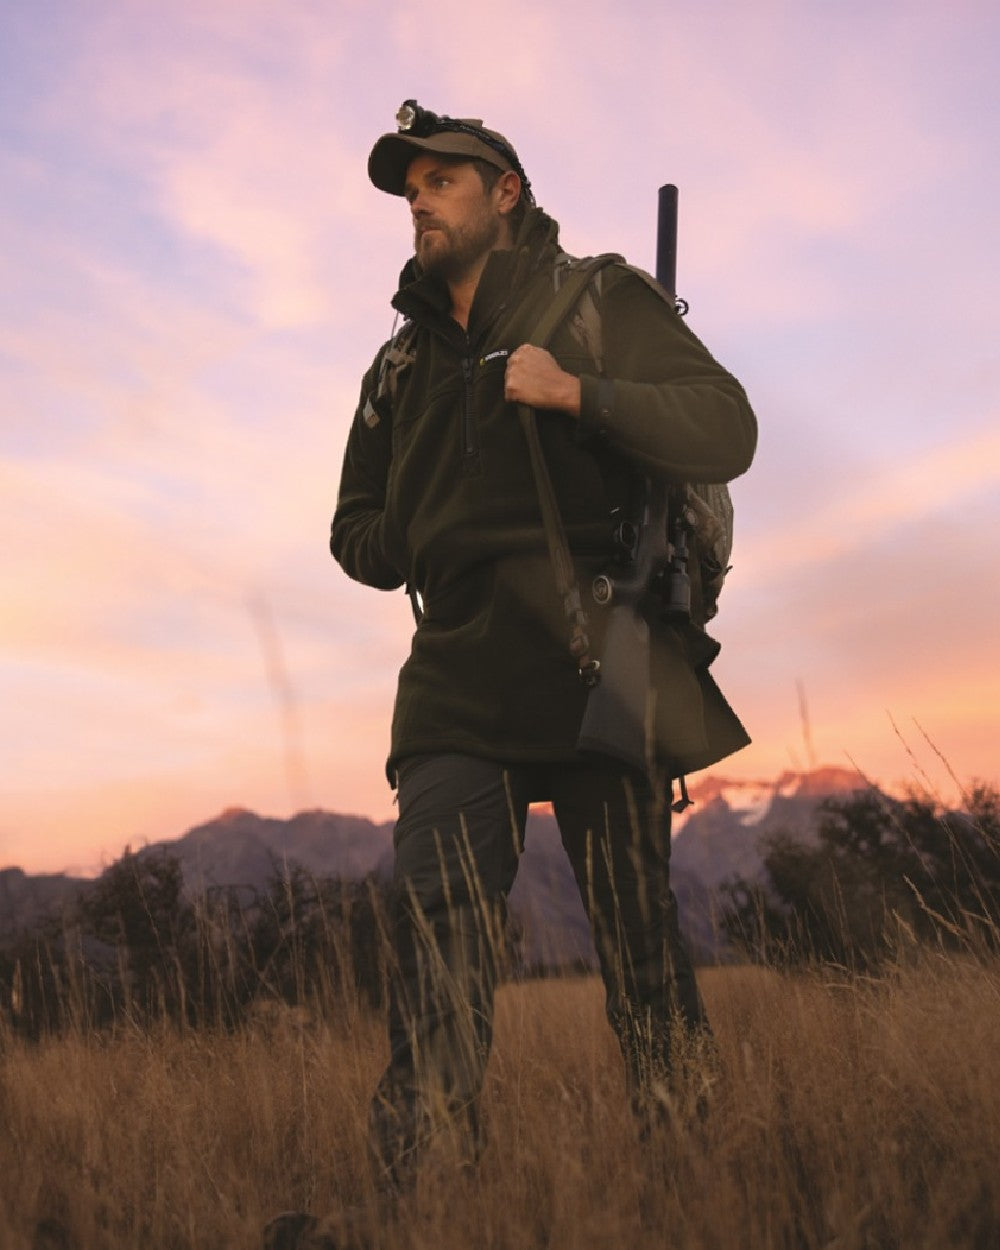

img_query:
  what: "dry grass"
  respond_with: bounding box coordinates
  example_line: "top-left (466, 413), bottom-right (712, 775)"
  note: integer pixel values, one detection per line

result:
top-left (2, 954), bottom-right (999, 1249)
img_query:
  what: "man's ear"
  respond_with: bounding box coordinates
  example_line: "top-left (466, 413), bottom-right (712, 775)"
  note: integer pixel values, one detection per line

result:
top-left (495, 170), bottom-right (522, 218)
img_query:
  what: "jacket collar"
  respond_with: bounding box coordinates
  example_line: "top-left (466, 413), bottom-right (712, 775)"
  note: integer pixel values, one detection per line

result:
top-left (391, 206), bottom-right (562, 337)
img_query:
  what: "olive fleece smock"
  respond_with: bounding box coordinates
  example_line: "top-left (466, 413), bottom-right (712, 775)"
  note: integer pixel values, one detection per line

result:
top-left (330, 206), bottom-right (758, 788)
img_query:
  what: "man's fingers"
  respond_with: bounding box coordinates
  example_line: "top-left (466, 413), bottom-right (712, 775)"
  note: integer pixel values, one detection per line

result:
top-left (504, 347), bottom-right (527, 401)
top-left (505, 345), bottom-right (549, 402)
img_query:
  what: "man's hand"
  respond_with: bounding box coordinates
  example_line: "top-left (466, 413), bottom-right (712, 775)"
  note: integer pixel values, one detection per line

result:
top-left (504, 345), bottom-right (581, 418)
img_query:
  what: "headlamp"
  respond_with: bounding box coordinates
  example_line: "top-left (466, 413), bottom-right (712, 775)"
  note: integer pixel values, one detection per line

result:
top-left (395, 99), bottom-right (427, 134)
top-left (392, 99), bottom-right (534, 204)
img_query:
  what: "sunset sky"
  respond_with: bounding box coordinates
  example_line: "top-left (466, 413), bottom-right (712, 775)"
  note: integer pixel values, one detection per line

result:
top-left (3, 0), bottom-right (998, 875)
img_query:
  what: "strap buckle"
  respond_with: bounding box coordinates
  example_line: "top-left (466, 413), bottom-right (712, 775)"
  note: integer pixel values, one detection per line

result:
top-left (578, 658), bottom-right (601, 688)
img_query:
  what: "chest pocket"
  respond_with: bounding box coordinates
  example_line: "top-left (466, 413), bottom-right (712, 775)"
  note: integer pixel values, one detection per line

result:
top-left (390, 374), bottom-right (461, 455)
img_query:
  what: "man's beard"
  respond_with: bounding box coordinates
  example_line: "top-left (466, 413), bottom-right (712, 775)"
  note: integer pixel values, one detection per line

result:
top-left (415, 208), bottom-right (502, 282)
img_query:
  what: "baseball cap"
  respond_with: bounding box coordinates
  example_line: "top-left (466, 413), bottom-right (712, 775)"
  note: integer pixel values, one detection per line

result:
top-left (368, 100), bottom-right (533, 203)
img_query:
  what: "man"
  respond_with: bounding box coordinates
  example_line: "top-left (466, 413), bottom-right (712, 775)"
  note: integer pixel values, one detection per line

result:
top-left (266, 101), bottom-right (756, 1248)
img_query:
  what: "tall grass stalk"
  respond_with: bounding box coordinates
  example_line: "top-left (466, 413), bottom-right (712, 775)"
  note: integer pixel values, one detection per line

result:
top-left (2, 950), bottom-right (999, 1248)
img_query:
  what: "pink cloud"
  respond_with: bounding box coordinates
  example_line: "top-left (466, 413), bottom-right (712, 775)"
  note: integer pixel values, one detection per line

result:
top-left (2, 0), bottom-right (998, 875)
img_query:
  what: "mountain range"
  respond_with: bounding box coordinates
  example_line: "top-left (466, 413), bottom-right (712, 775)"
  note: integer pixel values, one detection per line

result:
top-left (0, 766), bottom-right (868, 964)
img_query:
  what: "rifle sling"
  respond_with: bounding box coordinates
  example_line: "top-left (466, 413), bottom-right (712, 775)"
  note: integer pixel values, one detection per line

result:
top-left (517, 254), bottom-right (619, 684)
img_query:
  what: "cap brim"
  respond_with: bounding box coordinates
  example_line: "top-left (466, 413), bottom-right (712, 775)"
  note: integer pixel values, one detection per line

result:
top-left (367, 131), bottom-right (511, 196)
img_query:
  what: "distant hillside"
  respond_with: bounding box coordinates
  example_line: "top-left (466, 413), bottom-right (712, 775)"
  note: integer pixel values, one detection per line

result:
top-left (0, 867), bottom-right (85, 940)
top-left (140, 804), bottom-right (594, 969)
top-left (141, 806), bottom-right (396, 892)
top-left (1, 766), bottom-right (874, 965)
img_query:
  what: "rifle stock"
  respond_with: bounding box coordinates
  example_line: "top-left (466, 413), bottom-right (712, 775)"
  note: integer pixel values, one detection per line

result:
top-left (575, 475), bottom-right (669, 772)
top-left (575, 185), bottom-right (679, 774)
top-left (575, 603), bottom-right (649, 771)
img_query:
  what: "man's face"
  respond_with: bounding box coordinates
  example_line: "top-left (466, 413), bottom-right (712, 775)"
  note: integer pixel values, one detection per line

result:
top-left (403, 154), bottom-right (506, 282)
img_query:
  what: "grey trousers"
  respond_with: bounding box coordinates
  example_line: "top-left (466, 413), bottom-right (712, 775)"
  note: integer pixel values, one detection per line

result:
top-left (369, 754), bottom-right (708, 1186)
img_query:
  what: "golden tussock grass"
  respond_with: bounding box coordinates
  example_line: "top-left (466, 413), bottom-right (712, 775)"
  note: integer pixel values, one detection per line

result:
top-left (2, 952), bottom-right (999, 1249)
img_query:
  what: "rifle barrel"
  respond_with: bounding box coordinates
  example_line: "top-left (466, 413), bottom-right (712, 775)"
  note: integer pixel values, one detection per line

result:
top-left (656, 183), bottom-right (678, 298)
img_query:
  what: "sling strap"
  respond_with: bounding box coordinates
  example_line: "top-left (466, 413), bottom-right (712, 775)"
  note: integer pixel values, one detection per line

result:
top-left (516, 254), bottom-right (621, 686)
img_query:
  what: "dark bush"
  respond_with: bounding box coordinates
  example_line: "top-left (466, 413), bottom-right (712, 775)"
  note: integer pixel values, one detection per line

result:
top-left (722, 785), bottom-right (1000, 968)
top-left (0, 849), bottom-right (393, 1038)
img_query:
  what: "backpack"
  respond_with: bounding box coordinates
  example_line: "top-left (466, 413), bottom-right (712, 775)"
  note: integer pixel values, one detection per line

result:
top-left (553, 252), bottom-right (734, 627)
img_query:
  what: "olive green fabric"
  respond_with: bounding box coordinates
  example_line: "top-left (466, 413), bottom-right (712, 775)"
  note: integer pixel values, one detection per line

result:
top-left (330, 206), bottom-right (757, 786)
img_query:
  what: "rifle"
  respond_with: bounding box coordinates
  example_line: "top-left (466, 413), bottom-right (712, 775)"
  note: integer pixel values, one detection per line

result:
top-left (576, 184), bottom-right (689, 775)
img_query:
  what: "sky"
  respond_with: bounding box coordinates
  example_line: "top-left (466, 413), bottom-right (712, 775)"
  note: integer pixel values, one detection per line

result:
top-left (2, 0), bottom-right (998, 875)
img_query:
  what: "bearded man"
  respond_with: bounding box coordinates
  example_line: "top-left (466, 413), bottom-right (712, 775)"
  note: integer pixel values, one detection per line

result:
top-left (265, 101), bottom-right (756, 1250)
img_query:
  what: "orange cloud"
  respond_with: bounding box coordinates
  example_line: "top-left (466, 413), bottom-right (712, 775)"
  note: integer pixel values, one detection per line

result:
top-left (738, 422), bottom-right (1000, 582)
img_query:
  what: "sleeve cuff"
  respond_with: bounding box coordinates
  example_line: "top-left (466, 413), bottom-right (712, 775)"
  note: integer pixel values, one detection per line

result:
top-left (578, 374), bottom-right (615, 437)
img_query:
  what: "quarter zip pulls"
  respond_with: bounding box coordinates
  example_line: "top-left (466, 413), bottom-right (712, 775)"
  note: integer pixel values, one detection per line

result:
top-left (461, 354), bottom-right (477, 463)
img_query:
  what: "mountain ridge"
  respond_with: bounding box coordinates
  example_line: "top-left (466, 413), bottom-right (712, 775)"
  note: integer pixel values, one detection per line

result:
top-left (0, 765), bottom-right (874, 963)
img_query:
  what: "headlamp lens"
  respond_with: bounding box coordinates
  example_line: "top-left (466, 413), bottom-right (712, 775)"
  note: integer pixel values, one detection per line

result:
top-left (396, 101), bottom-right (417, 132)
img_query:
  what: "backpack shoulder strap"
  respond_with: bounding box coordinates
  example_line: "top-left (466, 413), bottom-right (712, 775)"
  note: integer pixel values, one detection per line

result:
top-left (558, 258), bottom-right (682, 376)
top-left (363, 319), bottom-right (418, 429)
top-left (533, 252), bottom-right (622, 347)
